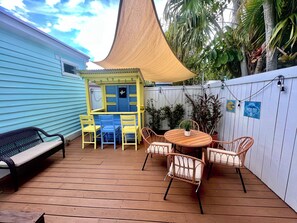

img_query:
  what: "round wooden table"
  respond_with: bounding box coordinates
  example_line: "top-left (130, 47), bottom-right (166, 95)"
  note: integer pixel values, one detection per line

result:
top-left (164, 129), bottom-right (212, 149)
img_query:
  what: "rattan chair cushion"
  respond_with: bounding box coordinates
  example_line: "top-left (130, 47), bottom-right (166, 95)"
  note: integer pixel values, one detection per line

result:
top-left (207, 147), bottom-right (242, 167)
top-left (147, 142), bottom-right (172, 155)
top-left (168, 155), bottom-right (203, 182)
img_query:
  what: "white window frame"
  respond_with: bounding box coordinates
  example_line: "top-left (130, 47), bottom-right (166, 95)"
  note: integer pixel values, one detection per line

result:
top-left (61, 58), bottom-right (80, 78)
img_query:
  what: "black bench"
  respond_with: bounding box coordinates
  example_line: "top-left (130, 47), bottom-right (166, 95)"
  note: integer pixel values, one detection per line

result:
top-left (0, 210), bottom-right (45, 223)
top-left (0, 127), bottom-right (65, 191)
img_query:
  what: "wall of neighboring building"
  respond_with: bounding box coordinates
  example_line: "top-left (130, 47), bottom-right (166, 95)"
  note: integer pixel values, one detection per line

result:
top-left (0, 10), bottom-right (89, 140)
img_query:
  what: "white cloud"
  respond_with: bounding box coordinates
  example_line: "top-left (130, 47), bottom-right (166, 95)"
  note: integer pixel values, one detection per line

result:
top-left (86, 61), bottom-right (102, 70)
top-left (66, 0), bottom-right (85, 8)
top-left (0, 0), bottom-right (26, 11)
top-left (38, 26), bottom-right (51, 33)
top-left (89, 0), bottom-right (104, 14)
top-left (45, 0), bottom-right (60, 7)
top-left (53, 14), bottom-right (88, 32)
top-left (42, 0), bottom-right (118, 61)
top-left (74, 3), bottom-right (118, 61)
top-left (0, 0), bottom-right (30, 22)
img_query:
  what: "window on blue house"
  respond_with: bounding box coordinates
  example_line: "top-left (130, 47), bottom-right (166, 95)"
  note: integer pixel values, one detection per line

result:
top-left (61, 59), bottom-right (79, 78)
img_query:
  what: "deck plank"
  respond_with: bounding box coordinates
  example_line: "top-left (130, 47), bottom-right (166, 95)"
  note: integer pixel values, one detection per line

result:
top-left (0, 136), bottom-right (296, 222)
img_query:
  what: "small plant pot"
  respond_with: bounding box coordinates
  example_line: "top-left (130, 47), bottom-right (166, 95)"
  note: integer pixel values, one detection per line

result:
top-left (184, 130), bottom-right (191, 137)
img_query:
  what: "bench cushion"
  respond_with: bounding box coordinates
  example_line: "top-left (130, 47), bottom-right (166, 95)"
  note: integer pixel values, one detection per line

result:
top-left (0, 141), bottom-right (63, 168)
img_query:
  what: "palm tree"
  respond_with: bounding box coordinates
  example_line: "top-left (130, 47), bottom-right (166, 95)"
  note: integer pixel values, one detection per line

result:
top-left (263, 0), bottom-right (277, 71)
top-left (165, 0), bottom-right (296, 80)
top-left (164, 0), bottom-right (225, 60)
top-left (269, 1), bottom-right (297, 66)
top-left (238, 0), bottom-right (297, 72)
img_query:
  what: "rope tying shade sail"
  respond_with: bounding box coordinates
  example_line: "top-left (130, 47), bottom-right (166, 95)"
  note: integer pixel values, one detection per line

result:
top-left (95, 0), bottom-right (196, 82)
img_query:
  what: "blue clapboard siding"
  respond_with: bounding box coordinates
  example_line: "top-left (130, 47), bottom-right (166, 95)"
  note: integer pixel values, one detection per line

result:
top-left (0, 10), bottom-right (89, 138)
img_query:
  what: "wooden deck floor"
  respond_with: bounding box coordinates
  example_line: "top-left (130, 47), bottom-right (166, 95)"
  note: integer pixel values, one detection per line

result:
top-left (0, 137), bottom-right (296, 223)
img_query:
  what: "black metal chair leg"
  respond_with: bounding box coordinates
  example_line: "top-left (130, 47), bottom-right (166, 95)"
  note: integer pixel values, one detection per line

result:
top-left (141, 153), bottom-right (150, 171)
top-left (207, 163), bottom-right (213, 180)
top-left (196, 188), bottom-right (204, 214)
top-left (237, 168), bottom-right (247, 193)
top-left (163, 178), bottom-right (173, 200)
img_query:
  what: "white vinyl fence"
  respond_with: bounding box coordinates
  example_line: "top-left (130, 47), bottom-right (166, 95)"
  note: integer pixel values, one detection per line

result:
top-left (144, 66), bottom-right (297, 212)
top-left (144, 85), bottom-right (203, 129)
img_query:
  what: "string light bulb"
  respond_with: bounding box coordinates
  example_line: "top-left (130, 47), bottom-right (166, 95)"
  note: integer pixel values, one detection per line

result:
top-left (277, 78), bottom-right (282, 87)
top-left (277, 75), bottom-right (285, 92)
top-left (221, 80), bottom-right (225, 90)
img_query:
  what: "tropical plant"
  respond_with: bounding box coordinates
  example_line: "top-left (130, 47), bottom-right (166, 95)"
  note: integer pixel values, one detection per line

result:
top-left (164, 0), bottom-right (297, 81)
top-left (185, 93), bottom-right (222, 135)
top-left (164, 0), bottom-right (226, 61)
top-left (162, 104), bottom-right (185, 129)
top-left (145, 99), bottom-right (165, 132)
top-left (198, 26), bottom-right (243, 78)
top-left (238, 0), bottom-right (297, 72)
top-left (164, 0), bottom-right (244, 82)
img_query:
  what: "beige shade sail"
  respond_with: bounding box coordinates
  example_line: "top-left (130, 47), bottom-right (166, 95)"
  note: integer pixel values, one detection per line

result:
top-left (95, 0), bottom-right (196, 82)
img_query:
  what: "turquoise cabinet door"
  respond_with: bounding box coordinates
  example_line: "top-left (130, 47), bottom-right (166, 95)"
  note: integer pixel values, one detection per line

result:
top-left (129, 85), bottom-right (137, 112)
top-left (106, 86), bottom-right (117, 112)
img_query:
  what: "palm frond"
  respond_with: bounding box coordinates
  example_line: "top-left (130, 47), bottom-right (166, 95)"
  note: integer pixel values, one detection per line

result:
top-left (269, 13), bottom-right (297, 50)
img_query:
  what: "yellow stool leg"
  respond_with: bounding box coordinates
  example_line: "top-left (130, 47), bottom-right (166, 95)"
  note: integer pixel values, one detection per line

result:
top-left (122, 133), bottom-right (125, 150)
top-left (82, 132), bottom-right (85, 149)
top-left (94, 132), bottom-right (96, 150)
top-left (135, 132), bottom-right (137, 151)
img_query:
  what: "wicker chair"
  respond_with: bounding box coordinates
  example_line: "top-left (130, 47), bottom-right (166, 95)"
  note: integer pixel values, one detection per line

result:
top-left (179, 119), bottom-right (199, 130)
top-left (164, 153), bottom-right (205, 214)
top-left (207, 136), bottom-right (254, 192)
top-left (141, 127), bottom-right (173, 170)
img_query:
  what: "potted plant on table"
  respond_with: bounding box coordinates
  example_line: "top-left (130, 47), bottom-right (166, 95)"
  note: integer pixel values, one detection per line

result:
top-left (181, 120), bottom-right (191, 137)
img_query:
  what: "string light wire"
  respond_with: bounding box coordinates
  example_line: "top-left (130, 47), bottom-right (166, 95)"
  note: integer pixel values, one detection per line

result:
top-left (223, 76), bottom-right (280, 103)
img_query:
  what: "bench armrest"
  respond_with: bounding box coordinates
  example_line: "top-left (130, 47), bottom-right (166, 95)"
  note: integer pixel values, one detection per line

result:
top-left (33, 127), bottom-right (65, 145)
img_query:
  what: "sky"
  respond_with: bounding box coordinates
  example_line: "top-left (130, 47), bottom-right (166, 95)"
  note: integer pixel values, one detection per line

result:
top-left (0, 0), bottom-right (167, 69)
